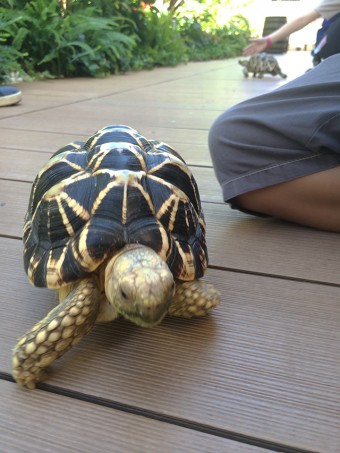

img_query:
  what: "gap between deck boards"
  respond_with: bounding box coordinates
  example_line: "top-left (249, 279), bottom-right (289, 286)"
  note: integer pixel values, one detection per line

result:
top-left (0, 371), bottom-right (318, 453)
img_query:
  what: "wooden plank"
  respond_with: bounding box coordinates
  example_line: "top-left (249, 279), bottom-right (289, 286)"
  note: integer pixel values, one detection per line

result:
top-left (1, 179), bottom-right (339, 284)
top-left (0, 179), bottom-right (29, 238)
top-left (0, 148), bottom-right (49, 182)
top-left (109, 87), bottom-right (248, 109)
top-left (1, 237), bottom-right (339, 453)
top-left (0, 55), bottom-right (305, 122)
top-left (0, 129), bottom-right (84, 153)
top-left (2, 381), bottom-right (274, 453)
top-left (1, 61), bottom-right (239, 120)
top-left (0, 101), bottom-right (220, 134)
top-left (203, 202), bottom-right (340, 284)
top-left (0, 64), bottom-right (242, 131)
top-left (0, 54), bottom-right (307, 128)
top-left (0, 125), bottom-right (211, 149)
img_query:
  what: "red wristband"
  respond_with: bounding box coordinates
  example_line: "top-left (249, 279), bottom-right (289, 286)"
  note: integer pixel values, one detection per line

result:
top-left (265, 36), bottom-right (272, 48)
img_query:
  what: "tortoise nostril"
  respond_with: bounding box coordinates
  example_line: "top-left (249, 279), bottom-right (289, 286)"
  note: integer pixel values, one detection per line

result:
top-left (120, 289), bottom-right (128, 300)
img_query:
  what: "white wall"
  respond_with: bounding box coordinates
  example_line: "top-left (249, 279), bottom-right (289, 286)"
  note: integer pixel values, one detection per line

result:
top-left (243, 0), bottom-right (322, 50)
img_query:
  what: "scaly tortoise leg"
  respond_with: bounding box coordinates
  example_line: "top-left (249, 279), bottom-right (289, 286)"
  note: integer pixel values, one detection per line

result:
top-left (168, 280), bottom-right (220, 318)
top-left (12, 277), bottom-right (100, 389)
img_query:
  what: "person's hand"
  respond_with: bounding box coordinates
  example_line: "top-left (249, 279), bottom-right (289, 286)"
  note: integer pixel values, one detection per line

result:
top-left (243, 38), bottom-right (268, 56)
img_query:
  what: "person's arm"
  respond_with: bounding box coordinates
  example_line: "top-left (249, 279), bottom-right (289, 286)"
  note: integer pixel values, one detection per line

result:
top-left (243, 10), bottom-right (321, 56)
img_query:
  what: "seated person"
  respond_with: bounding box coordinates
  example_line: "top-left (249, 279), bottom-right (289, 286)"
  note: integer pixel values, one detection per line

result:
top-left (208, 55), bottom-right (340, 232)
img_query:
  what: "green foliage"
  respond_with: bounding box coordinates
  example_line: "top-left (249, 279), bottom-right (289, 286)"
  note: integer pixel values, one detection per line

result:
top-left (179, 13), bottom-right (251, 61)
top-left (0, 3), bottom-right (29, 82)
top-left (36, 8), bottom-right (135, 77)
top-left (0, 45), bottom-right (29, 83)
top-left (132, 7), bottom-right (188, 69)
top-left (1, 0), bottom-right (135, 78)
top-left (1, 0), bottom-right (252, 79)
top-left (64, 0), bottom-right (132, 16)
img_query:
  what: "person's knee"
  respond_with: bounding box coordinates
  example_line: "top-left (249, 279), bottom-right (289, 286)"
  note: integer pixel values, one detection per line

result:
top-left (208, 108), bottom-right (240, 158)
top-left (208, 114), bottom-right (224, 157)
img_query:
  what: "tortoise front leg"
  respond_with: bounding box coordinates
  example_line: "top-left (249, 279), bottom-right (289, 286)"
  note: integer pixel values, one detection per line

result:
top-left (168, 280), bottom-right (220, 318)
top-left (12, 277), bottom-right (100, 389)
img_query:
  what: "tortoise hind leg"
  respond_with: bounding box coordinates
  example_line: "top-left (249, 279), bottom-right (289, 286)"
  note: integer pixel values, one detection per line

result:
top-left (168, 280), bottom-right (220, 318)
top-left (12, 277), bottom-right (100, 389)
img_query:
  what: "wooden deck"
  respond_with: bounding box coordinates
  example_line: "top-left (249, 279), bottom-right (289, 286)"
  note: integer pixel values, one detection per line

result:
top-left (1, 52), bottom-right (339, 453)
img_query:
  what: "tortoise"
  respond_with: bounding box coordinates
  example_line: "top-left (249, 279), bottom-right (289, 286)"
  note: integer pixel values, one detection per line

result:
top-left (239, 53), bottom-right (287, 79)
top-left (12, 125), bottom-right (220, 389)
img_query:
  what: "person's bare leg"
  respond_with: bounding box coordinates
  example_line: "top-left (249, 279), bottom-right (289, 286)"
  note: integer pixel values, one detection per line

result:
top-left (235, 166), bottom-right (340, 232)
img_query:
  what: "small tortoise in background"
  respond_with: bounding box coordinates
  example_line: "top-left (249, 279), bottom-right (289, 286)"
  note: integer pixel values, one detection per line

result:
top-left (13, 125), bottom-right (220, 389)
top-left (239, 53), bottom-right (287, 79)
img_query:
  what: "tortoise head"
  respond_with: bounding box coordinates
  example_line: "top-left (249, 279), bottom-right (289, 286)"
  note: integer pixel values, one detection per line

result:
top-left (105, 245), bottom-right (175, 327)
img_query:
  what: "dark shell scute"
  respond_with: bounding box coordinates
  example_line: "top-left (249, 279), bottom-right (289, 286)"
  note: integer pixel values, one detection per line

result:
top-left (24, 125), bottom-right (208, 288)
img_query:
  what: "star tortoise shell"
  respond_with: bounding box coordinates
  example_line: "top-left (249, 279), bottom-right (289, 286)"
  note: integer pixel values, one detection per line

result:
top-left (24, 125), bottom-right (208, 290)
top-left (238, 53), bottom-right (287, 79)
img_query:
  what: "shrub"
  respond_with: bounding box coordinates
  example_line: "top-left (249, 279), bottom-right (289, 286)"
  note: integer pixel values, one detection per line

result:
top-left (1, 0), bottom-right (136, 77)
top-left (131, 7), bottom-right (188, 69)
top-left (179, 13), bottom-right (251, 61)
top-left (0, 0), bottom-right (251, 79)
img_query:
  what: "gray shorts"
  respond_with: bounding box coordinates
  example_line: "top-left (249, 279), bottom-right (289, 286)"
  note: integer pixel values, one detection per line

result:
top-left (208, 54), bottom-right (340, 214)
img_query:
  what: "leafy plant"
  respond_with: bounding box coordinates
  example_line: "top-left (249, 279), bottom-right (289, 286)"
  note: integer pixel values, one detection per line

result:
top-left (0, 5), bottom-right (29, 82)
top-left (1, 0), bottom-right (136, 77)
top-left (38, 8), bottom-right (135, 77)
top-left (132, 7), bottom-right (188, 69)
top-left (0, 0), bottom-right (252, 78)
top-left (0, 45), bottom-right (29, 82)
top-left (179, 12), bottom-right (250, 61)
